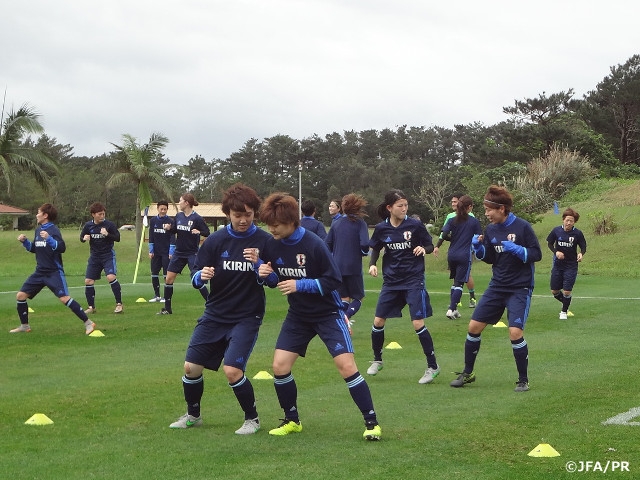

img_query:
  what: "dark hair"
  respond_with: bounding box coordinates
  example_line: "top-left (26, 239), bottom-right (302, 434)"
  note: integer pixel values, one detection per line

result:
top-left (455, 195), bottom-right (473, 222)
top-left (221, 183), bottom-right (261, 215)
top-left (562, 207), bottom-right (580, 222)
top-left (341, 193), bottom-right (368, 221)
top-left (301, 200), bottom-right (316, 217)
top-left (39, 203), bottom-right (58, 223)
top-left (452, 194), bottom-right (463, 201)
top-left (260, 193), bottom-right (300, 228)
top-left (89, 202), bottom-right (106, 215)
top-left (157, 200), bottom-right (169, 208)
top-left (181, 193), bottom-right (199, 207)
top-left (329, 198), bottom-right (342, 213)
top-left (483, 185), bottom-right (513, 214)
top-left (376, 189), bottom-right (406, 220)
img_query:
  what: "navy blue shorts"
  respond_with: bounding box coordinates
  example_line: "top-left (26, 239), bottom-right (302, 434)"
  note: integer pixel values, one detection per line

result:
top-left (275, 313), bottom-right (354, 358)
top-left (151, 254), bottom-right (170, 276)
top-left (185, 316), bottom-right (262, 371)
top-left (374, 287), bottom-right (433, 320)
top-left (337, 274), bottom-right (365, 300)
top-left (85, 254), bottom-right (117, 280)
top-left (550, 265), bottom-right (578, 291)
top-left (448, 258), bottom-right (472, 284)
top-left (472, 287), bottom-right (532, 330)
top-left (20, 270), bottom-right (69, 298)
top-left (168, 254), bottom-right (197, 276)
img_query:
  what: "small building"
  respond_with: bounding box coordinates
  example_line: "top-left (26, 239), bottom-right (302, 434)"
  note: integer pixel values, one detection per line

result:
top-left (0, 203), bottom-right (30, 230)
top-left (142, 203), bottom-right (228, 231)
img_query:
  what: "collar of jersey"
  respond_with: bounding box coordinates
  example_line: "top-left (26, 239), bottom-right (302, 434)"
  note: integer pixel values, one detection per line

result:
top-left (281, 226), bottom-right (305, 245)
top-left (500, 212), bottom-right (517, 227)
top-left (226, 223), bottom-right (257, 238)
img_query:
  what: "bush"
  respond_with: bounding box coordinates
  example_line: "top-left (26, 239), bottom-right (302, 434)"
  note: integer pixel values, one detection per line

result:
top-left (589, 210), bottom-right (617, 235)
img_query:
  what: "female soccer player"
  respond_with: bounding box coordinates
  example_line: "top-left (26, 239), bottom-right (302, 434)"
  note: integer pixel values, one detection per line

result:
top-left (365, 189), bottom-right (440, 385)
top-left (169, 184), bottom-right (271, 434)
top-left (325, 193), bottom-right (370, 326)
top-left (440, 195), bottom-right (482, 320)
top-left (257, 193), bottom-right (381, 441)
top-left (158, 193), bottom-right (210, 315)
top-left (450, 185), bottom-right (542, 392)
top-left (546, 207), bottom-right (587, 319)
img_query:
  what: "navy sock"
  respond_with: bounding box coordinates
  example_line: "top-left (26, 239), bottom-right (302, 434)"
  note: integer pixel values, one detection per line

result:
top-left (345, 372), bottom-right (377, 424)
top-left (416, 326), bottom-right (438, 369)
top-left (274, 373), bottom-right (299, 422)
top-left (371, 325), bottom-right (385, 361)
top-left (151, 275), bottom-right (160, 297)
top-left (562, 294), bottom-right (572, 312)
top-left (110, 279), bottom-right (122, 304)
top-left (17, 300), bottom-right (29, 324)
top-left (553, 291), bottom-right (563, 303)
top-left (464, 332), bottom-right (482, 374)
top-left (230, 376), bottom-right (258, 420)
top-left (468, 289), bottom-right (475, 299)
top-left (511, 337), bottom-right (529, 382)
top-left (85, 285), bottom-right (95, 308)
top-left (66, 298), bottom-right (89, 321)
top-left (164, 284), bottom-right (174, 313)
top-left (450, 285), bottom-right (463, 309)
top-left (183, 374), bottom-right (204, 418)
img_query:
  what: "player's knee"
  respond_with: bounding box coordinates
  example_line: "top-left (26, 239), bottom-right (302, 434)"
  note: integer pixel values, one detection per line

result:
top-left (85, 279), bottom-right (94, 286)
top-left (16, 292), bottom-right (28, 301)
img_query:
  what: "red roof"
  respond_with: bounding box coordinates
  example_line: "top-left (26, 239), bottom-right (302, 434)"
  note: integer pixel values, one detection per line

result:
top-left (0, 203), bottom-right (30, 215)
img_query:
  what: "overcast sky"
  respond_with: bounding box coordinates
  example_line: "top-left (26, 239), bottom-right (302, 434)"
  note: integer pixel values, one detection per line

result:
top-left (2, 1), bottom-right (638, 164)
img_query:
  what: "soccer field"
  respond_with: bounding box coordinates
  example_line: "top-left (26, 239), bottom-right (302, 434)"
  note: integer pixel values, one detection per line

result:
top-left (0, 229), bottom-right (639, 479)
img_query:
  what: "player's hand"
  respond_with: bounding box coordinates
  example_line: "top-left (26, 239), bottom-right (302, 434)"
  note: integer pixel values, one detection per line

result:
top-left (17, 234), bottom-right (27, 242)
top-left (413, 246), bottom-right (426, 256)
top-left (191, 229), bottom-right (200, 235)
top-left (577, 253), bottom-right (583, 262)
top-left (556, 251), bottom-right (565, 260)
top-left (200, 266), bottom-right (215, 281)
top-left (258, 261), bottom-right (273, 278)
top-left (163, 223), bottom-right (171, 230)
top-left (243, 248), bottom-right (259, 263)
top-left (369, 265), bottom-right (378, 277)
top-left (39, 231), bottom-right (49, 239)
top-left (277, 279), bottom-right (297, 296)
top-left (83, 234), bottom-right (91, 242)
top-left (472, 234), bottom-right (482, 246)
top-left (432, 246), bottom-right (439, 258)
top-left (149, 253), bottom-right (154, 259)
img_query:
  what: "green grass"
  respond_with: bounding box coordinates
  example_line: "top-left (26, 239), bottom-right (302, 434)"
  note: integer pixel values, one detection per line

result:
top-left (1, 182), bottom-right (639, 479)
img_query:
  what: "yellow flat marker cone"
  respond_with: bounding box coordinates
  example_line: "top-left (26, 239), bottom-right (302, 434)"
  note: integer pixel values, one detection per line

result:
top-left (25, 413), bottom-right (54, 426)
top-left (528, 443), bottom-right (561, 457)
top-left (28, 307), bottom-right (35, 313)
top-left (385, 341), bottom-right (402, 349)
top-left (89, 330), bottom-right (105, 337)
top-left (136, 297), bottom-right (147, 303)
top-left (567, 311), bottom-right (574, 317)
top-left (494, 321), bottom-right (507, 328)
top-left (253, 370), bottom-right (273, 380)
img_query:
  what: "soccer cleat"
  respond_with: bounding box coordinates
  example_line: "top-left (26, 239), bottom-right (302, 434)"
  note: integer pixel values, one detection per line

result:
top-left (10, 324), bottom-right (31, 333)
top-left (469, 298), bottom-right (477, 308)
top-left (169, 413), bottom-right (203, 429)
top-left (84, 306), bottom-right (96, 315)
top-left (268, 419), bottom-right (302, 436)
top-left (85, 321), bottom-right (96, 335)
top-left (148, 296), bottom-right (162, 303)
top-left (559, 311), bottom-right (568, 320)
top-left (418, 365), bottom-right (440, 384)
top-left (450, 371), bottom-right (476, 388)
top-left (363, 422), bottom-right (381, 441)
top-left (114, 303), bottom-right (123, 314)
top-left (235, 418), bottom-right (260, 435)
top-left (514, 381), bottom-right (530, 392)
top-left (366, 361), bottom-right (383, 375)
top-left (157, 308), bottom-right (172, 315)
top-left (446, 309), bottom-right (462, 320)
top-left (566, 310), bottom-right (574, 317)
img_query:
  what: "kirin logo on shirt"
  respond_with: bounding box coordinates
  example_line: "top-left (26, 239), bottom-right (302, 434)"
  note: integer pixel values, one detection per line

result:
top-left (296, 254), bottom-right (306, 266)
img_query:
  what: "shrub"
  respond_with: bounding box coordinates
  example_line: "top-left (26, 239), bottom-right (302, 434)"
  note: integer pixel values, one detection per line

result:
top-left (589, 210), bottom-right (617, 235)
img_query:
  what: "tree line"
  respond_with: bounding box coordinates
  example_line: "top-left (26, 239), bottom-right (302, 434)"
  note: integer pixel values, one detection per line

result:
top-left (2, 55), bottom-right (639, 233)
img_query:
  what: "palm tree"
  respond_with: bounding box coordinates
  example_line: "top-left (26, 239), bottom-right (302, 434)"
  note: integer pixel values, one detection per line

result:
top-left (0, 103), bottom-right (58, 194)
top-left (105, 133), bottom-right (175, 245)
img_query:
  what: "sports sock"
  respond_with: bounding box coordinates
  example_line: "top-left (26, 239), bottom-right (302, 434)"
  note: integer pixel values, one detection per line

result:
top-left (66, 298), bottom-right (89, 321)
top-left (464, 332), bottom-right (482, 374)
top-left (450, 285), bottom-right (463, 310)
top-left (469, 289), bottom-right (476, 299)
top-left (230, 376), bottom-right (258, 420)
top-left (562, 294), bottom-right (572, 312)
top-left (371, 325), bottom-right (385, 362)
top-left (553, 291), bottom-right (563, 303)
top-left (164, 284), bottom-right (174, 313)
top-left (17, 300), bottom-right (29, 324)
top-left (182, 374), bottom-right (204, 418)
top-left (511, 337), bottom-right (529, 383)
top-left (85, 285), bottom-right (95, 308)
top-left (273, 373), bottom-right (299, 422)
top-left (344, 372), bottom-right (377, 424)
top-left (109, 279), bottom-right (122, 304)
top-left (416, 326), bottom-right (438, 369)
top-left (151, 275), bottom-right (160, 297)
